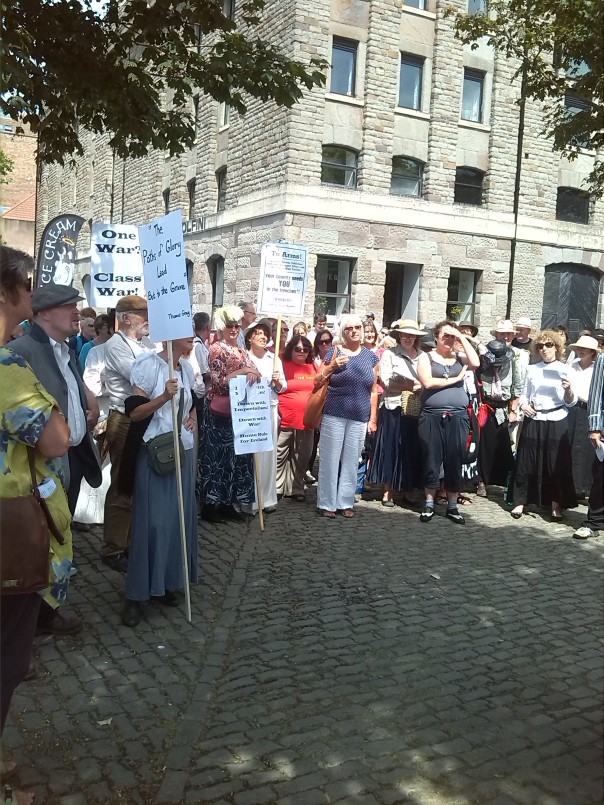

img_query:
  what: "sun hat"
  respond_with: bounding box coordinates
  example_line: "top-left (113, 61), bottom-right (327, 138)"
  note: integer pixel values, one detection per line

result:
top-left (515, 316), bottom-right (533, 330)
top-left (32, 283), bottom-right (84, 313)
top-left (490, 319), bottom-right (516, 337)
top-left (390, 318), bottom-right (425, 337)
top-left (457, 321), bottom-right (478, 337)
top-left (568, 335), bottom-right (599, 352)
top-left (482, 339), bottom-right (514, 367)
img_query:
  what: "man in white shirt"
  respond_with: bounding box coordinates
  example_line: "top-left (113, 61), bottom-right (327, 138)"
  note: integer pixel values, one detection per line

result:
top-left (102, 295), bottom-right (154, 571)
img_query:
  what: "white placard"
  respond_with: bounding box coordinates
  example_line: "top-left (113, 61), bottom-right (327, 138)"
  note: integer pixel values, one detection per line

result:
top-left (138, 210), bottom-right (192, 343)
top-left (229, 377), bottom-right (274, 455)
top-left (258, 242), bottom-right (308, 317)
top-left (90, 223), bottom-right (144, 305)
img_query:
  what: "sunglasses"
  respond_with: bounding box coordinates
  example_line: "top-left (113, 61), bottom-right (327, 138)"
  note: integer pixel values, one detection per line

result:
top-left (537, 342), bottom-right (555, 349)
top-left (294, 346), bottom-right (310, 353)
top-left (225, 322), bottom-right (240, 329)
top-left (318, 339), bottom-right (332, 345)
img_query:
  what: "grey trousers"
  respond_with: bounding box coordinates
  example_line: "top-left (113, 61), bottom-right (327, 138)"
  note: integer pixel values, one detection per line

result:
top-left (276, 428), bottom-right (315, 497)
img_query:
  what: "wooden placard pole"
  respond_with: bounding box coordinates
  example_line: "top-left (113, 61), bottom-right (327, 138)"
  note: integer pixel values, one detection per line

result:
top-left (273, 315), bottom-right (282, 371)
top-left (254, 454), bottom-right (265, 533)
top-left (167, 340), bottom-right (192, 623)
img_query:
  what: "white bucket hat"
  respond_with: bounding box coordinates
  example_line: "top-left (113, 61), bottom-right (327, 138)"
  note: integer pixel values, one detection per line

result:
top-left (568, 335), bottom-right (599, 352)
top-left (491, 319), bottom-right (516, 337)
top-left (515, 316), bottom-right (533, 330)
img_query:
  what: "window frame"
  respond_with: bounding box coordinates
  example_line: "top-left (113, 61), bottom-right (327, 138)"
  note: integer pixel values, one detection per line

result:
top-left (454, 167), bottom-right (484, 206)
top-left (556, 187), bottom-right (590, 225)
top-left (446, 268), bottom-right (479, 324)
top-left (399, 54), bottom-right (424, 111)
top-left (330, 37), bottom-right (358, 97)
top-left (216, 168), bottom-right (227, 212)
top-left (403, 0), bottom-right (427, 9)
top-left (390, 156), bottom-right (424, 197)
top-left (320, 145), bottom-right (358, 189)
top-left (314, 257), bottom-right (354, 319)
top-left (461, 68), bottom-right (485, 123)
top-left (187, 178), bottom-right (197, 220)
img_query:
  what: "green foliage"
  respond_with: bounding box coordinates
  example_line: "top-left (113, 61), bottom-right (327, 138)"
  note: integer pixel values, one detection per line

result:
top-left (0, 148), bottom-right (14, 185)
top-left (2, 0), bottom-right (327, 164)
top-left (448, 0), bottom-right (604, 196)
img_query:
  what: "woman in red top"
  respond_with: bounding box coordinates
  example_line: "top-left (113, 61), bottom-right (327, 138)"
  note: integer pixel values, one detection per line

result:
top-left (277, 336), bottom-right (317, 502)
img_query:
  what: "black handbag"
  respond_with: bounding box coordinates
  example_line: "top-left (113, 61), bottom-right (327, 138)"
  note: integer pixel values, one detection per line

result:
top-left (147, 389), bottom-right (185, 475)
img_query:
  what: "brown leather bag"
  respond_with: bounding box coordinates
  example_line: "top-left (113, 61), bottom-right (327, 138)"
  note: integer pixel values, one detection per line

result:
top-left (303, 348), bottom-right (338, 430)
top-left (0, 448), bottom-right (51, 595)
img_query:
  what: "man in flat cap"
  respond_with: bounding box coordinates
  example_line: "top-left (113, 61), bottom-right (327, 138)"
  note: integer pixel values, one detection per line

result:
top-left (10, 283), bottom-right (103, 634)
top-left (102, 294), bottom-right (155, 572)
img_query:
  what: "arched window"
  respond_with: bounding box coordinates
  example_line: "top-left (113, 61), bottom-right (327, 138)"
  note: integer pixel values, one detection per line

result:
top-left (454, 167), bottom-right (484, 205)
top-left (391, 157), bottom-right (424, 196)
top-left (321, 146), bottom-right (358, 188)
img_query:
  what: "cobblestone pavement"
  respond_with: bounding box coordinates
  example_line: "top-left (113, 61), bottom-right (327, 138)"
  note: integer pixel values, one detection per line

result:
top-left (6, 486), bottom-right (604, 805)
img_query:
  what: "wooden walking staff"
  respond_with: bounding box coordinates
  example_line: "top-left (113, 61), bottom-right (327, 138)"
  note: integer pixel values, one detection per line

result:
top-left (167, 340), bottom-right (192, 623)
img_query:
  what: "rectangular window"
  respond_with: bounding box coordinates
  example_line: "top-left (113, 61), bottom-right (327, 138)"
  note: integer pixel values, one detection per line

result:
top-left (315, 257), bottom-right (354, 319)
top-left (218, 102), bottom-right (230, 129)
top-left (447, 268), bottom-right (478, 323)
top-left (187, 178), bottom-right (196, 219)
top-left (331, 37), bottom-right (358, 96)
top-left (216, 168), bottom-right (227, 211)
top-left (193, 95), bottom-right (200, 142)
top-left (399, 55), bottom-right (424, 110)
top-left (461, 69), bottom-right (485, 122)
top-left (391, 157), bottom-right (424, 196)
top-left (468, 0), bottom-right (487, 14)
top-left (223, 0), bottom-right (235, 18)
top-left (162, 188), bottom-right (170, 214)
top-left (404, 0), bottom-right (427, 8)
top-left (211, 258), bottom-right (225, 308)
top-left (556, 187), bottom-right (590, 224)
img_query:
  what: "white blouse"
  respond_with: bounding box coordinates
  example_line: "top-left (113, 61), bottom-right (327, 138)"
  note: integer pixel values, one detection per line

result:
top-left (130, 352), bottom-right (196, 450)
top-left (570, 359), bottom-right (594, 403)
top-left (519, 360), bottom-right (576, 422)
top-left (379, 345), bottom-right (420, 411)
top-left (247, 350), bottom-right (287, 406)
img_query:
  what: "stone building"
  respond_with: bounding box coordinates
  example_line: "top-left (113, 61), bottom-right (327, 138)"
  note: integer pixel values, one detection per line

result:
top-left (37, 0), bottom-right (604, 338)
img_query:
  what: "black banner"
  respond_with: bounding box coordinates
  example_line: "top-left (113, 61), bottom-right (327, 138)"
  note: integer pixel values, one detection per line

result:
top-left (35, 214), bottom-right (86, 288)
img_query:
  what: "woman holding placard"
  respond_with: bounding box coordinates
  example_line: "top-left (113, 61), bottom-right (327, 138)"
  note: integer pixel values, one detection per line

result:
top-left (120, 336), bottom-right (198, 627)
top-left (199, 306), bottom-right (260, 523)
top-left (244, 319), bottom-right (286, 514)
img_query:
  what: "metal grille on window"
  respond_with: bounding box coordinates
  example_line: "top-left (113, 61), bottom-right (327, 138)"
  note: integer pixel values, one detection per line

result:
top-left (321, 146), bottom-right (358, 188)
top-left (391, 157), bottom-right (424, 196)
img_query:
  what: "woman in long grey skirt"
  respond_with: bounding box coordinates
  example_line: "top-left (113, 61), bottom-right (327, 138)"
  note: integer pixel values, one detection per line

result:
top-left (121, 337), bottom-right (199, 627)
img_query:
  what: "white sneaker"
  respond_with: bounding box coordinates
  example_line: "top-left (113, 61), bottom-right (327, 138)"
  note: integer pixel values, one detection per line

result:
top-left (573, 526), bottom-right (598, 540)
top-left (305, 471), bottom-right (316, 484)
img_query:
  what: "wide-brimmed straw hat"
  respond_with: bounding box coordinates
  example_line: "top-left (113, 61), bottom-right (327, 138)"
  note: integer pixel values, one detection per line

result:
top-left (490, 319), bottom-right (516, 337)
top-left (390, 318), bottom-right (425, 337)
top-left (568, 335), bottom-right (599, 352)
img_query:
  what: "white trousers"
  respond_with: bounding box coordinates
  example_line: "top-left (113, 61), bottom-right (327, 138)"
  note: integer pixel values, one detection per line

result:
top-left (243, 405), bottom-right (279, 512)
top-left (317, 415), bottom-right (367, 512)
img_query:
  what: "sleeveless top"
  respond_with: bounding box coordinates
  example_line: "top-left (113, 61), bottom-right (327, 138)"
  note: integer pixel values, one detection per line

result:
top-left (420, 354), bottom-right (469, 413)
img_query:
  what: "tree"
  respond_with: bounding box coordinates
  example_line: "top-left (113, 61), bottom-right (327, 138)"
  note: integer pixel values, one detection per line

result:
top-left (449, 0), bottom-right (604, 196)
top-left (0, 149), bottom-right (14, 185)
top-left (2, 0), bottom-right (327, 165)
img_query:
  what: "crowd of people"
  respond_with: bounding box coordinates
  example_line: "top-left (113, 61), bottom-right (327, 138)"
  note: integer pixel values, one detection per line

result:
top-left (2, 244), bottom-right (604, 802)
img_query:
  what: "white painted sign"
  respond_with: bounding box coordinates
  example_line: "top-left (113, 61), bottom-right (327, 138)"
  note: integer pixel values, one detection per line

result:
top-left (229, 377), bottom-right (274, 455)
top-left (258, 242), bottom-right (308, 317)
top-left (90, 223), bottom-right (144, 305)
top-left (138, 210), bottom-right (192, 343)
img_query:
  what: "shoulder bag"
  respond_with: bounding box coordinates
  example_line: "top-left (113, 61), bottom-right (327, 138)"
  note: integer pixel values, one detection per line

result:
top-left (147, 389), bottom-right (185, 475)
top-left (303, 348), bottom-right (338, 430)
top-left (399, 354), bottom-right (422, 418)
top-left (1, 447), bottom-right (52, 595)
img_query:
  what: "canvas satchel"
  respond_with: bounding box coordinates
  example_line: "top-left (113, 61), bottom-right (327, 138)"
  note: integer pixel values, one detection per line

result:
top-left (147, 389), bottom-right (185, 475)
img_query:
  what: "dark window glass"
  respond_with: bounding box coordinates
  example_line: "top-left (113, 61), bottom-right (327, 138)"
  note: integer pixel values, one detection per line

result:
top-left (461, 69), bottom-right (485, 122)
top-left (315, 257), bottom-right (353, 318)
top-left (187, 179), bottom-right (196, 219)
top-left (216, 169), bottom-right (227, 211)
top-left (399, 55), bottom-right (424, 110)
top-left (163, 188), bottom-right (170, 214)
top-left (454, 167), bottom-right (483, 205)
top-left (331, 38), bottom-right (358, 96)
top-left (391, 157), bottom-right (424, 196)
top-left (321, 146), bottom-right (358, 188)
top-left (556, 187), bottom-right (590, 224)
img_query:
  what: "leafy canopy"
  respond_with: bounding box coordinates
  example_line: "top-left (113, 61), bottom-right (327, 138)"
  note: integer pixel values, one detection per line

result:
top-left (2, 0), bottom-right (327, 164)
top-left (449, 0), bottom-right (604, 196)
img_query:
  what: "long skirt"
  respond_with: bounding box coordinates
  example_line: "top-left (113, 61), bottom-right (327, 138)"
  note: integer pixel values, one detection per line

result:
top-left (461, 394), bottom-right (480, 487)
top-left (567, 406), bottom-right (593, 496)
top-left (479, 408), bottom-right (515, 486)
top-left (584, 454), bottom-right (604, 531)
top-left (512, 416), bottom-right (577, 509)
top-left (200, 409), bottom-right (254, 506)
top-left (368, 406), bottom-right (422, 491)
top-left (126, 447), bottom-right (199, 602)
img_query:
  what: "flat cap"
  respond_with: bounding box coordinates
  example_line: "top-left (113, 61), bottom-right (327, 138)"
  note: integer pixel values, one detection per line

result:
top-left (115, 294), bottom-right (148, 313)
top-left (32, 283), bottom-right (84, 313)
